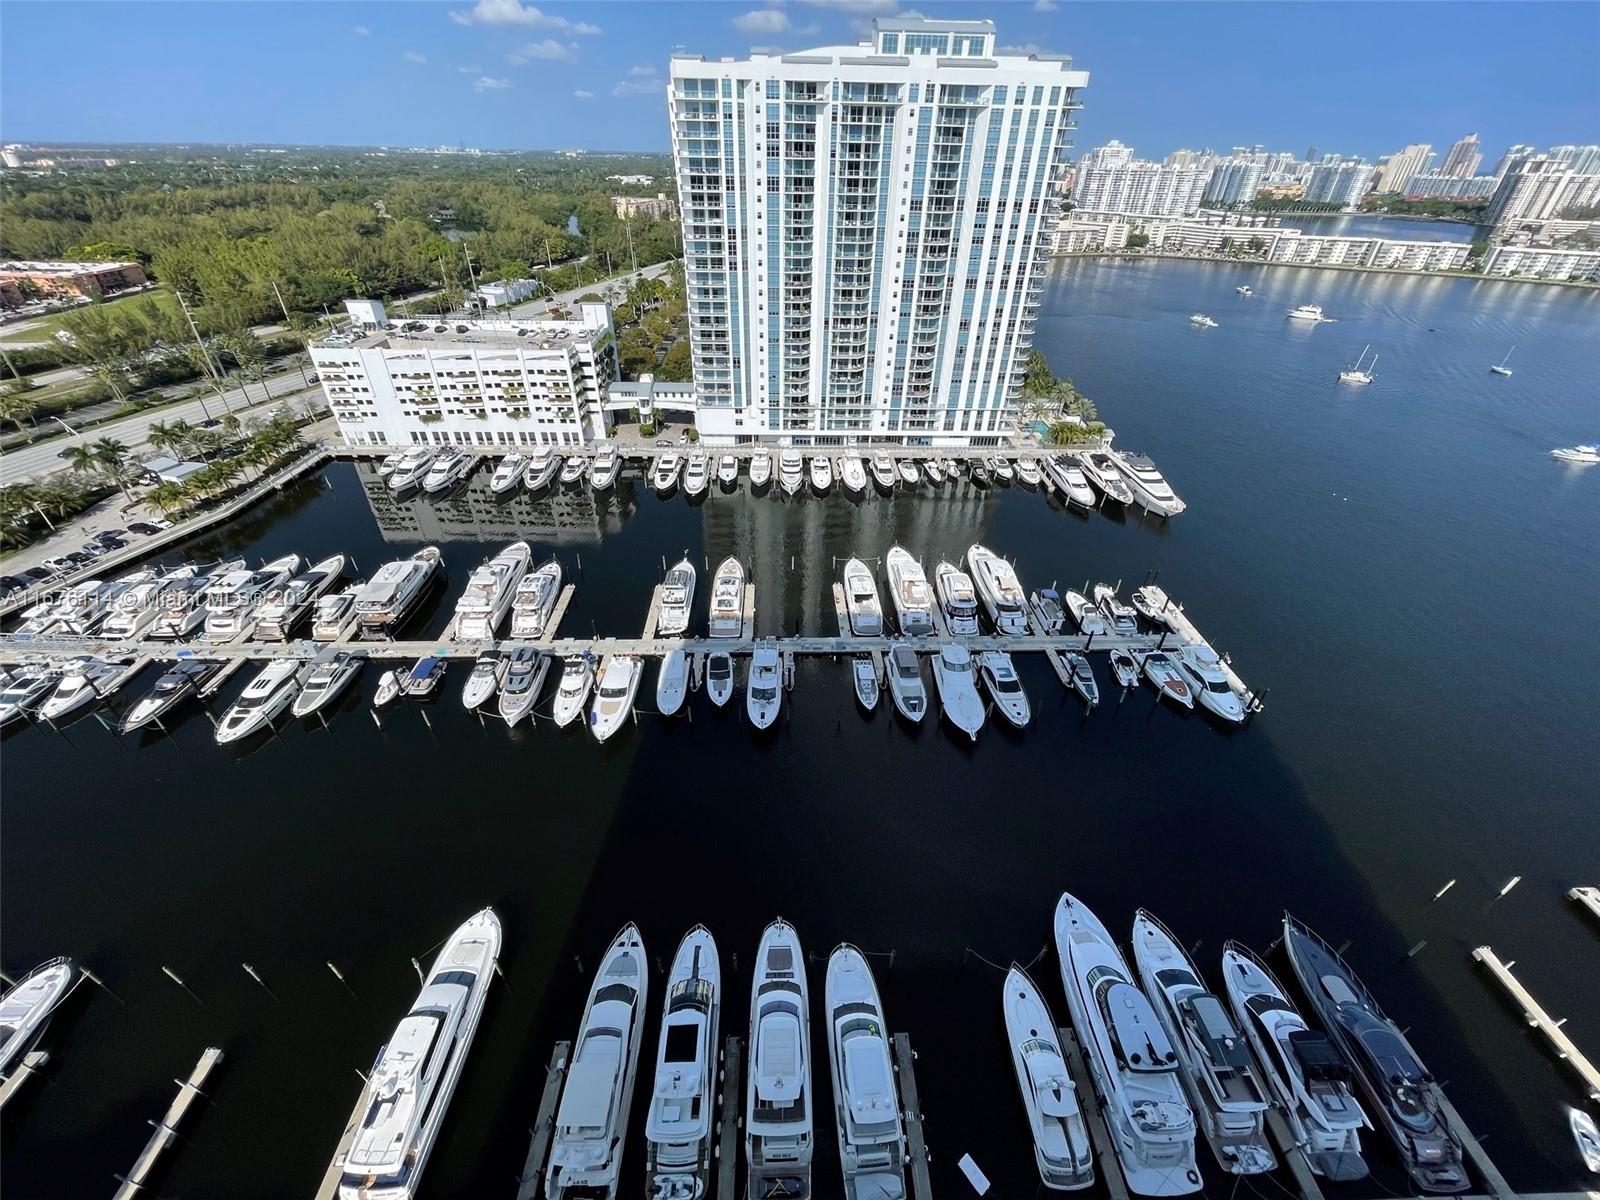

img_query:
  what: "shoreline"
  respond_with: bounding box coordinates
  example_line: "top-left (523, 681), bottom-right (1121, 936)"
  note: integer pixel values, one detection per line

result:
top-left (1054, 250), bottom-right (1599, 290)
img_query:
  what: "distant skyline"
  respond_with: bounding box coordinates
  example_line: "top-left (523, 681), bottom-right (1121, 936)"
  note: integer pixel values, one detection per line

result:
top-left (2, 2), bottom-right (1595, 160)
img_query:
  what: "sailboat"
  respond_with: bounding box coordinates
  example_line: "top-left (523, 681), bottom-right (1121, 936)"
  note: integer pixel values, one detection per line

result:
top-left (1489, 347), bottom-right (1514, 377)
top-left (1338, 345), bottom-right (1376, 386)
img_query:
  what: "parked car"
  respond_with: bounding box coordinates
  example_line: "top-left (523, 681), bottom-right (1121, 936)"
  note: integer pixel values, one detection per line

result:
top-left (20, 565), bottom-right (59, 584)
top-left (80, 542), bottom-right (111, 559)
top-left (40, 557), bottom-right (76, 574)
top-left (127, 521), bottom-right (164, 536)
top-left (93, 529), bottom-right (127, 544)
top-left (0, 575), bottom-right (28, 598)
top-left (63, 551), bottom-right (94, 567)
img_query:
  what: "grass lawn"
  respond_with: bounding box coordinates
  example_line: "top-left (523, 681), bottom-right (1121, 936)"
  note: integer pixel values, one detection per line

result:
top-left (0, 287), bottom-right (181, 345)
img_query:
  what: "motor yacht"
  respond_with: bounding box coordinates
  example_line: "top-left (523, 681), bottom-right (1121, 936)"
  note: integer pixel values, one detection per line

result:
top-left (809, 456), bottom-right (833, 494)
top-left (1043, 456), bottom-right (1098, 507)
top-left (1062, 591), bottom-right (1106, 637)
top-left (1030, 589), bottom-right (1067, 635)
top-left (547, 925), bottom-right (649, 1200)
top-left (970, 459), bottom-right (991, 487)
top-left (1220, 942), bottom-right (1368, 1181)
top-left (0, 957), bottom-right (76, 1079)
top-left (215, 659), bottom-right (302, 744)
top-left (1141, 652), bottom-right (1194, 708)
top-left (1015, 458), bottom-right (1042, 488)
top-left (1109, 449), bottom-right (1187, 517)
top-left (886, 643), bottom-right (927, 722)
top-left (255, 554), bottom-right (345, 641)
top-left (100, 564), bottom-right (200, 640)
top-left (896, 459), bottom-right (920, 487)
top-left (1131, 585), bottom-right (1177, 626)
top-left (747, 642), bottom-right (782, 730)
top-left (551, 655), bottom-right (594, 727)
top-left (841, 559), bottom-right (883, 637)
top-left (885, 547), bottom-right (933, 636)
top-left (377, 452), bottom-right (402, 477)
top-left (991, 457), bottom-right (1016, 484)
top-left (387, 447), bottom-right (435, 492)
top-left (932, 643), bottom-right (985, 740)
top-left (707, 557), bottom-right (746, 639)
top-left (12, 594), bottom-right (68, 637)
top-left (524, 447), bottom-right (562, 492)
top-left (1339, 345), bottom-right (1377, 386)
top-left (498, 647), bottom-right (549, 726)
top-left (852, 658), bottom-right (879, 711)
top-left (967, 545), bottom-right (1029, 635)
top-left (336, 909), bottom-right (500, 1200)
top-left (746, 920), bottom-right (814, 1199)
top-left (683, 451), bottom-right (711, 498)
top-left (292, 652), bottom-right (362, 719)
top-left (839, 455), bottom-right (868, 496)
top-left (460, 652), bottom-right (507, 711)
top-left (1074, 451), bottom-right (1135, 505)
top-left (979, 651), bottom-right (1031, 728)
top-left (1063, 652), bottom-right (1100, 707)
top-left (1054, 892), bottom-right (1201, 1196)
top-left (657, 557), bottom-right (697, 637)
top-left (923, 459), bottom-right (945, 486)
top-left (1569, 1109), bottom-right (1600, 1175)
top-left (312, 585), bottom-right (362, 641)
top-left (355, 547), bottom-right (442, 639)
top-left (705, 651), bottom-right (734, 708)
top-left (869, 453), bottom-right (897, 491)
top-left (454, 542), bottom-right (531, 641)
top-left (38, 656), bottom-right (128, 721)
top-left (1190, 313), bottom-right (1218, 328)
top-left (560, 455), bottom-right (588, 486)
top-left (934, 562), bottom-right (980, 636)
top-left (1282, 916), bottom-right (1469, 1193)
top-left (421, 447), bottom-right (472, 493)
top-left (1552, 443), bottom-right (1600, 464)
top-left (749, 451), bottom-right (773, 490)
top-left (657, 648), bottom-right (690, 717)
top-left (0, 667), bottom-right (61, 727)
top-left (204, 554), bottom-right (302, 641)
top-left (1176, 644), bottom-right (1245, 723)
top-left (150, 560), bottom-right (245, 640)
top-left (645, 928), bottom-right (722, 1200)
top-left (1132, 913), bottom-right (1276, 1176)
top-left (399, 656), bottom-right (446, 698)
top-left (1286, 303), bottom-right (1331, 322)
top-left (64, 574), bottom-right (151, 636)
top-left (1093, 585), bottom-right (1140, 636)
top-left (1003, 965), bottom-right (1095, 1191)
top-left (590, 655), bottom-right (643, 743)
top-left (717, 453), bottom-right (739, 487)
top-left (372, 670), bottom-right (402, 708)
top-left (652, 453), bottom-right (683, 495)
top-left (490, 452), bottom-right (529, 494)
top-left (1236, 285), bottom-right (1253, 296)
top-left (590, 442), bottom-right (621, 490)
top-left (825, 945), bottom-right (907, 1200)
top-left (119, 659), bottom-right (222, 733)
top-left (1109, 649), bottom-right (1140, 689)
top-left (510, 559), bottom-right (564, 639)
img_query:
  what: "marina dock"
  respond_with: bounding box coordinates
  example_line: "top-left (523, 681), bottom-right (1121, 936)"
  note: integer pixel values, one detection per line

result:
top-left (1471, 944), bottom-right (1600, 1103)
top-left (0, 1051), bottom-right (49, 1111)
top-left (514, 1040), bottom-right (572, 1200)
top-left (715, 1036), bottom-right (742, 1200)
top-left (1569, 886), bottom-right (1600, 927)
top-left (111, 1046), bottom-right (224, 1200)
top-left (1054, 1023), bottom-right (1130, 1200)
top-left (892, 1033), bottom-right (935, 1200)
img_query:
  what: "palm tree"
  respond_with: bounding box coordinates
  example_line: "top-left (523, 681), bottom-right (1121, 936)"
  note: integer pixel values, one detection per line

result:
top-left (63, 442), bottom-right (102, 476)
top-left (146, 419), bottom-right (187, 459)
top-left (34, 477), bottom-right (87, 522)
top-left (91, 436), bottom-right (138, 502)
top-left (0, 388), bottom-right (39, 442)
top-left (146, 480), bottom-right (190, 518)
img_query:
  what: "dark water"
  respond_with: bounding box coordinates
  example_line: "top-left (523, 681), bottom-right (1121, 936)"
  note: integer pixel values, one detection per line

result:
top-left (1275, 212), bottom-right (1488, 244)
top-left (5, 258), bottom-right (1599, 1199)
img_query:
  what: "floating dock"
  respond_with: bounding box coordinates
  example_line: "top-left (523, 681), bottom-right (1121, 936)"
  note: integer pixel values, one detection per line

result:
top-left (715, 1036), bottom-right (742, 1200)
top-left (112, 1046), bottom-right (224, 1200)
top-left (1569, 886), bottom-right (1600, 927)
top-left (514, 1040), bottom-right (572, 1200)
top-left (892, 1033), bottom-right (934, 1200)
top-left (1472, 945), bottom-right (1600, 1103)
top-left (0, 1050), bottom-right (49, 1111)
top-left (1054, 1023), bottom-right (1129, 1200)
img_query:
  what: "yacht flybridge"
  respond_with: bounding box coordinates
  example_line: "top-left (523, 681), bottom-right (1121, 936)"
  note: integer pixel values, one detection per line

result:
top-left (152, 560), bottom-right (244, 639)
top-left (1075, 452), bottom-right (1135, 506)
top-left (809, 456), bottom-right (833, 494)
top-left (779, 452), bottom-right (804, 496)
top-left (1054, 892), bottom-right (1201, 1196)
top-left (932, 644), bottom-right (986, 740)
top-left (869, 453), bottom-right (897, 491)
top-left (591, 442), bottom-right (621, 489)
top-left (842, 559), bottom-right (883, 637)
top-left (255, 554), bottom-right (345, 641)
top-left (1108, 449), bottom-right (1187, 517)
top-left (337, 909), bottom-right (500, 1200)
top-left (652, 453), bottom-right (683, 495)
top-left (454, 542), bottom-right (531, 641)
top-left (356, 548), bottom-right (442, 639)
top-left (387, 447), bottom-right (434, 491)
top-left (525, 448), bottom-right (561, 492)
top-left (1043, 456), bottom-right (1097, 507)
top-left (312, 585), bottom-right (362, 641)
top-left (746, 920), bottom-right (814, 1200)
top-left (100, 564), bottom-right (199, 640)
top-left (717, 453), bottom-right (739, 487)
top-left (1177, 644), bottom-right (1246, 723)
top-left (644, 927), bottom-right (721, 1200)
top-left (884, 547), bottom-right (933, 636)
top-left (839, 455), bottom-right (868, 496)
top-left (746, 642), bottom-right (782, 730)
top-left (1093, 584), bottom-right (1140, 636)
top-left (707, 557), bottom-right (746, 639)
top-left (561, 455), bottom-right (589, 486)
top-left (498, 647), bottom-right (549, 727)
top-left (204, 554), bottom-right (301, 640)
top-left (421, 447), bottom-right (472, 493)
top-left (934, 561), bottom-right (980, 636)
top-left (1287, 303), bottom-right (1331, 322)
top-left (684, 451), bottom-right (711, 498)
top-left (825, 945), bottom-right (907, 1200)
top-left (967, 545), bottom-right (1028, 635)
top-left (1002, 965), bottom-right (1095, 1191)
top-left (658, 557), bottom-right (697, 637)
top-left (749, 451), bottom-right (773, 489)
top-left (490, 452), bottom-right (528, 493)
top-left (548, 925), bottom-right (649, 1200)
top-left (510, 559), bottom-right (564, 639)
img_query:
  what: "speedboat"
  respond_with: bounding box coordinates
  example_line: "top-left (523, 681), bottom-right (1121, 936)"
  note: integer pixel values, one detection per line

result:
top-left (705, 651), bottom-right (734, 707)
top-left (1108, 649), bottom-right (1140, 689)
top-left (935, 562), bottom-right (980, 636)
top-left (377, 452), bottom-right (402, 477)
top-left (400, 656), bottom-right (446, 697)
top-left (825, 945), bottom-right (907, 1200)
top-left (1220, 942), bottom-right (1368, 1182)
top-left (746, 642), bottom-right (782, 730)
top-left (1190, 313), bottom-right (1218, 328)
top-left (119, 659), bottom-right (222, 733)
top-left (1282, 916), bottom-right (1469, 1193)
top-left (1132, 912), bottom-right (1276, 1176)
top-left (991, 457), bottom-right (1016, 484)
top-left (311, 585), bottom-right (362, 641)
top-left (923, 459), bottom-right (945, 486)
top-left (590, 442), bottom-right (621, 490)
top-left (548, 925), bottom-right (649, 1200)
top-left (1063, 652), bottom-right (1099, 707)
top-left (885, 547), bottom-right (933, 636)
top-left (1093, 585), bottom-right (1140, 636)
top-left (1075, 452), bottom-right (1135, 505)
top-left (0, 957), bottom-right (76, 1079)
top-left (749, 451), bottom-right (773, 489)
top-left (590, 655), bottom-right (642, 743)
top-left (717, 453), bottom-right (739, 487)
top-left (842, 559), bottom-right (883, 637)
top-left (494, 647), bottom-right (545, 726)
top-left (852, 658), bottom-right (879, 711)
top-left (39, 656), bottom-right (128, 721)
top-left (967, 544), bottom-right (1028, 635)
top-left (1176, 644), bottom-right (1245, 723)
top-left (100, 564), bottom-right (200, 640)
top-left (656, 648), bottom-right (690, 717)
top-left (421, 447), bottom-right (472, 493)
top-left (490, 452), bottom-right (528, 494)
top-left (355, 547), bottom-right (441, 639)
top-left (778, 451), bottom-right (804, 496)
top-left (510, 559), bottom-right (564, 639)
top-left (931, 643), bottom-right (985, 740)
top-left (1054, 892), bottom-right (1201, 1196)
top-left (150, 559), bottom-right (245, 640)
top-left (652, 453), bottom-right (683, 495)
top-left (292, 652), bottom-right (361, 719)
top-left (1002, 965), bottom-right (1095, 1191)
top-left (387, 447), bottom-right (434, 491)
top-left (215, 659), bottom-right (302, 744)
top-left (1236, 285), bottom-right (1253, 296)
top-left (1109, 448), bottom-right (1186, 517)
top-left (657, 557), bottom-right (697, 637)
top-left (645, 927), bottom-right (721, 1200)
top-left (560, 455), bottom-right (588, 486)
top-left (1131, 585), bottom-right (1177, 626)
top-left (1015, 458), bottom-right (1042, 488)
top-left (550, 655), bottom-right (594, 728)
top-left (1286, 303), bottom-right (1331, 322)
top-left (683, 451), bottom-right (711, 498)
top-left (255, 554), bottom-right (346, 641)
top-left (1030, 589), bottom-right (1067, 635)
top-left (1141, 652), bottom-right (1194, 708)
top-left (1570, 1109), bottom-right (1600, 1175)
top-left (337, 909), bottom-right (500, 1200)
top-left (0, 667), bottom-right (61, 727)
top-left (453, 541), bottom-right (531, 640)
top-left (205, 554), bottom-right (301, 640)
top-left (524, 448), bottom-right (561, 492)
top-left (461, 652), bottom-right (507, 711)
top-left (1043, 456), bottom-right (1097, 507)
top-left (979, 651), bottom-right (1030, 728)
top-left (1552, 443), bottom-right (1600, 464)
top-left (1064, 591), bottom-right (1106, 636)
top-left (887, 642), bottom-right (927, 722)
top-left (707, 557), bottom-right (745, 639)
top-left (746, 920), bottom-right (814, 1199)
top-left (809, 456), bottom-right (832, 494)
top-left (839, 455), bottom-right (868, 495)
top-left (897, 459), bottom-right (920, 487)
top-left (372, 670), bottom-right (402, 708)
top-left (869, 453), bottom-right (897, 491)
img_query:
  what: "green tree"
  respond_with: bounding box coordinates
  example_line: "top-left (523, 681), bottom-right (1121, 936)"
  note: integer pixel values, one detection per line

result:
top-left (91, 436), bottom-right (138, 501)
top-left (1126, 231), bottom-right (1150, 249)
top-left (0, 387), bottom-right (39, 441)
top-left (146, 480), bottom-right (190, 517)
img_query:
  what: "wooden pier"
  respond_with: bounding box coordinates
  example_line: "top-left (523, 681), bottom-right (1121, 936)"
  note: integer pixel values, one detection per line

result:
top-left (314, 1066), bottom-right (375, 1200)
top-left (1569, 886), bottom-right (1600, 927)
top-left (0, 1050), bottom-right (49, 1111)
top-left (715, 1035), bottom-right (743, 1200)
top-left (111, 1046), bottom-right (224, 1200)
top-left (1055, 1024), bottom-right (1130, 1200)
top-left (892, 1033), bottom-right (935, 1200)
top-left (1263, 1108), bottom-right (1325, 1200)
top-left (515, 1040), bottom-right (572, 1200)
top-left (1472, 945), bottom-right (1600, 1103)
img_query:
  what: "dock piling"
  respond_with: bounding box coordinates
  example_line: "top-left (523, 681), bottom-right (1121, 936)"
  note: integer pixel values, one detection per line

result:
top-left (161, 966), bottom-right (202, 1005)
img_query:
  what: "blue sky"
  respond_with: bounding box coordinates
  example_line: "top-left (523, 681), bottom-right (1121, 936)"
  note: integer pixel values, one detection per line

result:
top-left (2, 1), bottom-right (1595, 162)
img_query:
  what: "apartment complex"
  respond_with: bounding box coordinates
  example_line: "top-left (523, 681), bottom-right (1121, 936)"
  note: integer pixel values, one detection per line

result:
top-left (1073, 141), bottom-right (1209, 216)
top-left (1303, 160), bottom-right (1377, 210)
top-left (1401, 173), bottom-right (1498, 200)
top-left (0, 259), bottom-right (147, 308)
top-left (668, 16), bottom-right (1087, 446)
top-left (612, 193), bottom-right (678, 220)
top-left (1481, 245), bottom-right (1600, 282)
top-left (1438, 133), bottom-right (1483, 179)
top-left (1374, 143), bottom-right (1433, 193)
top-left (1202, 158), bottom-right (1264, 207)
top-left (1486, 157), bottom-right (1600, 228)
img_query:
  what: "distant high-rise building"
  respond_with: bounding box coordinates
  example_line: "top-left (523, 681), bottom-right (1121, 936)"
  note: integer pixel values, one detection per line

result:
top-left (1550, 144), bottom-right (1600, 174)
top-left (1491, 144), bottom-right (1538, 182)
top-left (1375, 143), bottom-right (1433, 194)
top-left (1305, 145), bottom-right (1319, 164)
top-left (1402, 173), bottom-right (1498, 201)
top-left (1305, 159), bottom-right (1376, 210)
top-left (1072, 142), bottom-right (1210, 217)
top-left (1486, 157), bottom-right (1600, 227)
top-left (1082, 139), bottom-right (1134, 169)
top-left (1164, 148), bottom-right (1198, 169)
top-left (1440, 133), bottom-right (1483, 179)
top-left (1203, 157), bottom-right (1264, 207)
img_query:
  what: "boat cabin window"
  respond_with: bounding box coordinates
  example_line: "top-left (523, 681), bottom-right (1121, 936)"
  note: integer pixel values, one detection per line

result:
top-left (1287, 1029), bottom-right (1349, 1082)
top-left (593, 983), bottom-right (637, 1007)
top-left (664, 1022), bottom-right (700, 1063)
top-left (428, 969), bottom-right (476, 989)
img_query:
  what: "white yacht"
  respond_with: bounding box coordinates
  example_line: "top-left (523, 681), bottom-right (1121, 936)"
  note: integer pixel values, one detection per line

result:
top-left (453, 541), bottom-right (531, 640)
top-left (1286, 303), bottom-right (1330, 322)
top-left (377, 451), bottom-right (402, 477)
top-left (970, 459), bottom-right (991, 487)
top-left (387, 447), bottom-right (435, 491)
top-left (421, 447), bottom-right (472, 493)
top-left (652, 453), bottom-right (683, 495)
top-left (0, 957), bottom-right (76, 1079)
top-left (657, 648), bottom-right (690, 717)
top-left (58, 574), bottom-right (145, 636)
top-left (645, 927), bottom-right (721, 1200)
top-left (100, 564), bottom-right (200, 640)
top-left (1570, 1109), bottom-right (1599, 1175)
top-left (884, 547), bottom-right (933, 636)
top-left (1002, 965), bottom-right (1095, 1191)
top-left (548, 925), bottom-right (649, 1200)
top-left (1015, 458), bottom-right (1042, 488)
top-left (1064, 652), bottom-right (1100, 707)
top-left (979, 651), bottom-right (1031, 728)
top-left (1108, 648), bottom-right (1141, 690)
top-left (120, 659), bottom-right (222, 733)
top-left (398, 657), bottom-right (440, 700)
top-left (215, 659), bottom-right (303, 744)
top-left (311, 585), bottom-right (362, 641)
top-left (355, 547), bottom-right (442, 638)
top-left (1093, 584), bottom-right (1140, 636)
top-left (746, 920), bottom-right (814, 1199)
top-left (560, 455), bottom-right (589, 486)
top-left (0, 667), bottom-right (61, 727)
top-left (886, 643), bottom-right (927, 722)
top-left (1109, 448), bottom-right (1187, 517)
top-left (923, 459), bottom-right (945, 486)
top-left (657, 557), bottom-right (697, 637)
top-left (38, 656), bottom-right (128, 721)
top-left (497, 647), bottom-right (548, 726)
top-left (992, 456), bottom-right (1016, 484)
top-left (1552, 443), bottom-right (1600, 464)
top-left (1030, 589), bottom-right (1067, 635)
top-left (510, 559), bottom-right (564, 639)
top-left (1074, 451), bottom-right (1135, 505)
top-left (1040, 455), bottom-right (1098, 507)
top-left (852, 658), bottom-right (879, 711)
top-left (205, 554), bottom-right (301, 640)
top-left (1190, 313), bottom-right (1218, 328)
top-left (1132, 913), bottom-right (1276, 1176)
top-left (1176, 644), bottom-right (1245, 723)
top-left (490, 452), bottom-right (528, 494)
top-left (255, 554), bottom-right (345, 641)
top-left (1339, 344), bottom-right (1377, 385)
top-left (825, 945), bottom-right (907, 1200)
top-left (683, 451), bottom-right (711, 498)
top-left (839, 455), bottom-right (868, 495)
top-left (524, 447), bottom-right (562, 492)
top-left (1131, 585), bottom-right (1177, 627)
top-left (931, 643), bottom-right (985, 740)
top-left (1220, 942), bottom-right (1368, 1181)
top-left (590, 442), bottom-right (621, 490)
top-left (551, 655), bottom-right (594, 728)
top-left (337, 909), bottom-right (500, 1200)
top-left (896, 459), bottom-right (920, 486)
top-left (746, 642), bottom-right (782, 730)
top-left (809, 456), bottom-right (833, 494)
top-left (1054, 892), bottom-right (1201, 1196)
top-left (1236, 285), bottom-right (1253, 296)
top-left (1489, 347), bottom-right (1514, 377)
top-left (372, 670), bottom-right (402, 707)
top-left (934, 562), bottom-right (980, 636)
top-left (1064, 590), bottom-right (1106, 636)
top-left (967, 545), bottom-right (1029, 635)
top-left (292, 652), bottom-right (362, 719)
top-left (749, 450), bottom-right (773, 489)
top-left (707, 557), bottom-right (746, 639)
top-left (1141, 651), bottom-right (1195, 709)
top-left (590, 655), bottom-right (642, 743)
top-left (841, 559), bottom-right (883, 637)
top-left (150, 560), bottom-right (245, 640)
top-left (460, 652), bottom-right (507, 711)
top-left (717, 453), bottom-right (739, 487)
top-left (705, 651), bottom-right (734, 708)
top-left (869, 453), bottom-right (897, 491)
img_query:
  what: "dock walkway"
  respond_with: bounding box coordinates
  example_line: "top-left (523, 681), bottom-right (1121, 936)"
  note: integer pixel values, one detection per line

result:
top-left (112, 1046), bottom-right (224, 1200)
top-left (1472, 945), bottom-right (1600, 1103)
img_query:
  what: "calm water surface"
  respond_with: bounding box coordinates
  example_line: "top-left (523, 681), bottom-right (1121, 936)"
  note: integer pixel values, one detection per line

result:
top-left (4, 258), bottom-right (1598, 1199)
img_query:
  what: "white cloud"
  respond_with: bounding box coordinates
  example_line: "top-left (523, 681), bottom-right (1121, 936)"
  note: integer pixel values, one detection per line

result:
top-left (448, 0), bottom-right (600, 34)
top-left (799, 0), bottom-right (898, 11)
top-left (574, 89), bottom-right (595, 99)
top-left (627, 65), bottom-right (656, 77)
top-left (402, 51), bottom-right (429, 64)
top-left (998, 43), bottom-right (1046, 56)
top-left (508, 39), bottom-right (577, 63)
top-left (614, 66), bottom-right (661, 97)
top-left (733, 8), bottom-right (790, 34)
top-left (351, 24), bottom-right (371, 36)
top-left (1033, 0), bottom-right (1058, 10)
top-left (472, 75), bottom-right (514, 92)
